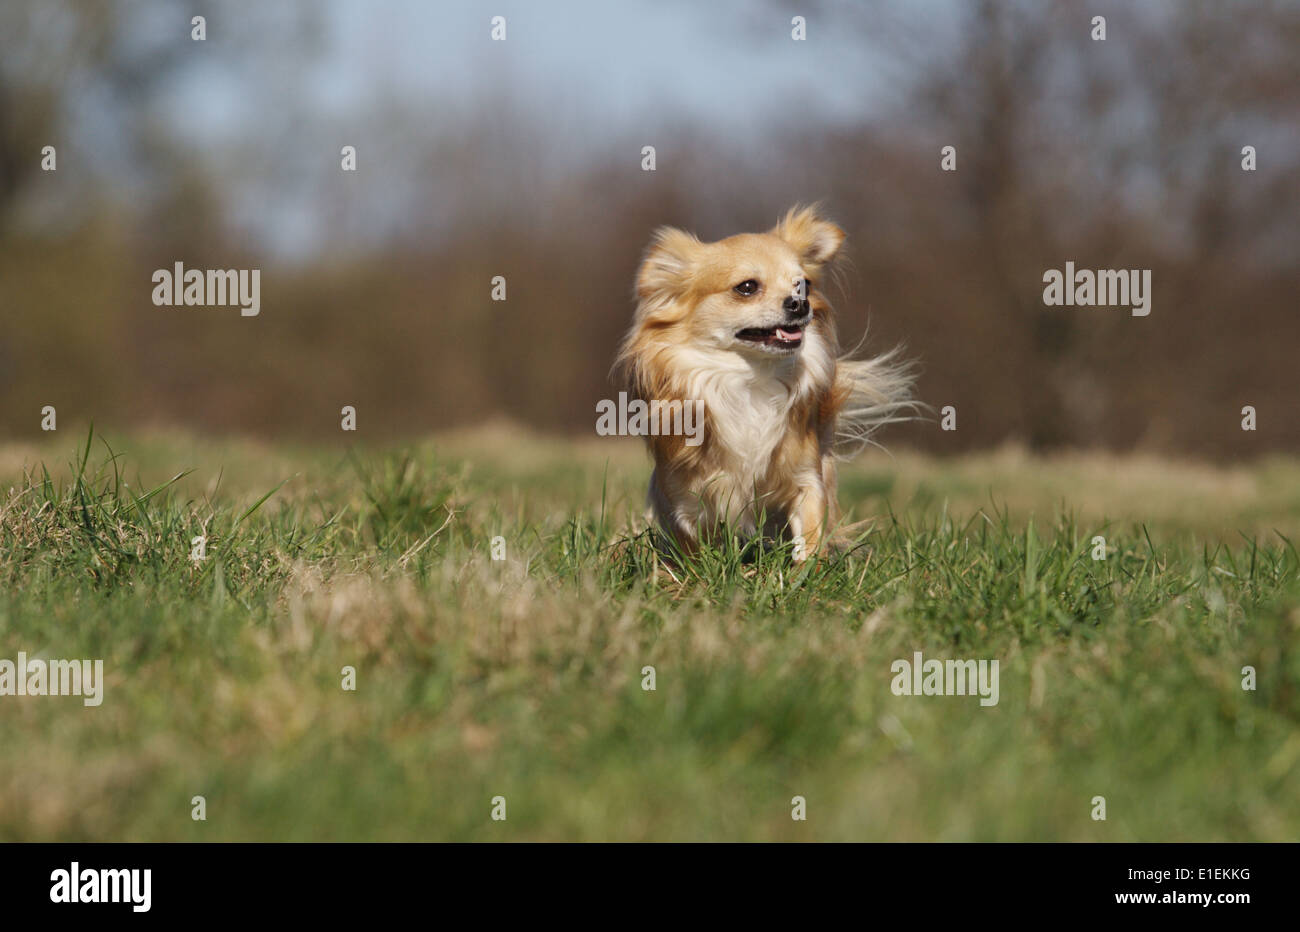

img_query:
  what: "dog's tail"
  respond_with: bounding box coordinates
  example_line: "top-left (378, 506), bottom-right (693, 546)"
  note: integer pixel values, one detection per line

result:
top-left (832, 346), bottom-right (921, 457)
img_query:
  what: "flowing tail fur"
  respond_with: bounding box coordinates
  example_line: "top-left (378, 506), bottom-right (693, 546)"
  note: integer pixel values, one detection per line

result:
top-left (825, 345), bottom-right (920, 554)
top-left (832, 344), bottom-right (921, 458)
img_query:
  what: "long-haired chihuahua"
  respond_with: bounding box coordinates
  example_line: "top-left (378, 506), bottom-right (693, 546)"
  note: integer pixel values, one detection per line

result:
top-left (613, 204), bottom-right (915, 562)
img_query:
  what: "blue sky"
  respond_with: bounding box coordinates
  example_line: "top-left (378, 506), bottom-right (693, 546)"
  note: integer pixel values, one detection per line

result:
top-left (163, 0), bottom-right (918, 145)
top-left (32, 0), bottom-right (963, 257)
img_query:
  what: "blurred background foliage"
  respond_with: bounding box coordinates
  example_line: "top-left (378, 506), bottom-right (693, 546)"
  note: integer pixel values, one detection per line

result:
top-left (1, 0), bottom-right (1297, 457)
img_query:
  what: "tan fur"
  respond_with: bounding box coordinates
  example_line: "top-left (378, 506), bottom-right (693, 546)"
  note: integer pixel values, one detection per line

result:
top-left (614, 205), bottom-right (914, 561)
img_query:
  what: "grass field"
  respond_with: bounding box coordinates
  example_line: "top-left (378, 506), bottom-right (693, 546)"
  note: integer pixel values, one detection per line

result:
top-left (1, 423), bottom-right (1297, 841)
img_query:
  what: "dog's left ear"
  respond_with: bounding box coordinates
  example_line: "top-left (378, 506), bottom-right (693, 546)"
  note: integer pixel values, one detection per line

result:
top-left (771, 205), bottom-right (845, 269)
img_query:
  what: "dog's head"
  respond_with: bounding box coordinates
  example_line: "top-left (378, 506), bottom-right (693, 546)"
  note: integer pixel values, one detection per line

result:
top-left (631, 205), bottom-right (845, 359)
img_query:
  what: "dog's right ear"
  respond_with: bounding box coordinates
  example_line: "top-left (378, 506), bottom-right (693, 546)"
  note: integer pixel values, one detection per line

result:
top-left (636, 226), bottom-right (700, 301)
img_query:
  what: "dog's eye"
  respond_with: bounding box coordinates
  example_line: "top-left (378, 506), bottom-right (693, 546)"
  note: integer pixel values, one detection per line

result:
top-left (733, 279), bottom-right (760, 296)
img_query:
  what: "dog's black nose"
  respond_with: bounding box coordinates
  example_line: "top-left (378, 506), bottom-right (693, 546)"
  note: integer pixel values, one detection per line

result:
top-left (782, 295), bottom-right (810, 316)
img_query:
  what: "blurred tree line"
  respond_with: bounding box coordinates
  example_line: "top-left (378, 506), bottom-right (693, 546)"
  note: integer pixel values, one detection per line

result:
top-left (2, 0), bottom-right (1297, 458)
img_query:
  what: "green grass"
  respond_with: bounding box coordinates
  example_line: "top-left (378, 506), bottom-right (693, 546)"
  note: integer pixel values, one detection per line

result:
top-left (0, 424), bottom-right (1297, 841)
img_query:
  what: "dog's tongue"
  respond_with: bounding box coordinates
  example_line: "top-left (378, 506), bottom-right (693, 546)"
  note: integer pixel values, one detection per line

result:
top-left (776, 327), bottom-right (804, 343)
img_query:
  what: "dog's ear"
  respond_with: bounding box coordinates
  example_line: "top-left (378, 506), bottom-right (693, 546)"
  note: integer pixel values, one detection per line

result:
top-left (636, 226), bottom-right (701, 301)
top-left (771, 204), bottom-right (845, 270)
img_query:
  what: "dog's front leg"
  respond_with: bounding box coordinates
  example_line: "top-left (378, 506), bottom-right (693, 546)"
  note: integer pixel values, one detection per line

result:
top-left (648, 468), bottom-right (702, 559)
top-left (789, 479), bottom-right (828, 562)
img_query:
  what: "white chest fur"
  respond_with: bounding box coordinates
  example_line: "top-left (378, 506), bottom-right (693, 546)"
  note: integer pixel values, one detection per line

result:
top-left (672, 328), bottom-right (833, 528)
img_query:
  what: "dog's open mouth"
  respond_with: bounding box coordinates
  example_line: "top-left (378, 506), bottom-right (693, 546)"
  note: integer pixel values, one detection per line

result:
top-left (735, 324), bottom-right (804, 349)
